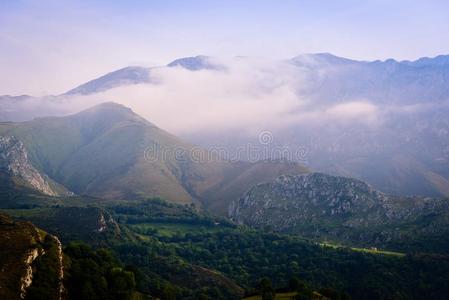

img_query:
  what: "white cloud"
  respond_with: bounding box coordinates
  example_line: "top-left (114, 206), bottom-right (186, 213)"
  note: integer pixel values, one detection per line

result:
top-left (59, 57), bottom-right (311, 134)
top-left (325, 101), bottom-right (379, 122)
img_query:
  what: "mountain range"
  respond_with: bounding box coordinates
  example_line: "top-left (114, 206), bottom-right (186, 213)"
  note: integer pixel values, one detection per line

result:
top-left (1, 53), bottom-right (448, 200)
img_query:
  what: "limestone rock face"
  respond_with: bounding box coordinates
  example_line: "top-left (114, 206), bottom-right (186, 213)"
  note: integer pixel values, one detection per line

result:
top-left (0, 214), bottom-right (64, 300)
top-left (0, 136), bottom-right (58, 196)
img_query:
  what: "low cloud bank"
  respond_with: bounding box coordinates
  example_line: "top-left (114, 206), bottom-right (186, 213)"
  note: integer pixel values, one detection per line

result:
top-left (1, 56), bottom-right (415, 136)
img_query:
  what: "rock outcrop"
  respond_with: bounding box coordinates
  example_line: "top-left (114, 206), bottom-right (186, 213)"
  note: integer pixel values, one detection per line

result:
top-left (229, 173), bottom-right (390, 228)
top-left (229, 173), bottom-right (449, 252)
top-left (0, 214), bottom-right (64, 300)
top-left (0, 136), bottom-right (58, 196)
top-left (19, 247), bottom-right (42, 299)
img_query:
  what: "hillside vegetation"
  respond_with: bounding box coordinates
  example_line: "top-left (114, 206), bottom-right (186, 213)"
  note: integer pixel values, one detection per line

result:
top-left (3, 196), bottom-right (449, 300)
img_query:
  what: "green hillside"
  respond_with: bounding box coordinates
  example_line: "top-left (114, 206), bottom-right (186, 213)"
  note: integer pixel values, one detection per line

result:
top-left (0, 102), bottom-right (308, 211)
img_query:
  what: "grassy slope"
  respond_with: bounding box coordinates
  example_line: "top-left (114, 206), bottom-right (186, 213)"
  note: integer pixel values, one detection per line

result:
top-left (0, 102), bottom-right (309, 210)
top-left (0, 103), bottom-right (196, 204)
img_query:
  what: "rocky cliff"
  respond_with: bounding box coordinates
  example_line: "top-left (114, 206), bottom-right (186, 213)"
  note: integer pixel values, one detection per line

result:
top-left (0, 213), bottom-right (64, 300)
top-left (0, 136), bottom-right (58, 196)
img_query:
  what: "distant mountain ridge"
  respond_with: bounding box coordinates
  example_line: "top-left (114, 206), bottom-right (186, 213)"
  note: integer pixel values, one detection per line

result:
top-left (64, 55), bottom-right (220, 95)
top-left (1, 53), bottom-right (447, 98)
top-left (65, 66), bottom-right (151, 95)
top-left (62, 53), bottom-right (449, 96)
top-left (292, 52), bottom-right (449, 67)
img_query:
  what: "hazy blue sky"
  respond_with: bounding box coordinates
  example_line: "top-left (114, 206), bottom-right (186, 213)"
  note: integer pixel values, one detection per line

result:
top-left (1, 0), bottom-right (449, 95)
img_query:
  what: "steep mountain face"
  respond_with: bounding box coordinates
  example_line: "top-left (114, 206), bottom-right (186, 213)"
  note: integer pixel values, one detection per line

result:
top-left (0, 213), bottom-right (64, 300)
top-left (0, 102), bottom-right (308, 212)
top-left (287, 54), bottom-right (449, 197)
top-left (286, 53), bottom-right (449, 197)
top-left (0, 136), bottom-right (61, 196)
top-left (298, 116), bottom-right (449, 198)
top-left (291, 53), bottom-right (449, 105)
top-left (186, 53), bottom-right (449, 198)
top-left (229, 173), bottom-right (449, 253)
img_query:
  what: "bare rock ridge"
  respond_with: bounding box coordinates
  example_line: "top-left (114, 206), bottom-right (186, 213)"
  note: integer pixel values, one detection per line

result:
top-left (0, 136), bottom-right (58, 196)
top-left (0, 214), bottom-right (64, 300)
top-left (54, 235), bottom-right (64, 300)
top-left (20, 247), bottom-right (41, 299)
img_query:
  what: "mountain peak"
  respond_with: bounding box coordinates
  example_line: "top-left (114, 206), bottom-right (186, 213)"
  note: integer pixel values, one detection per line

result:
top-left (72, 102), bottom-right (154, 126)
top-left (83, 101), bottom-right (131, 112)
top-left (167, 55), bottom-right (219, 71)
